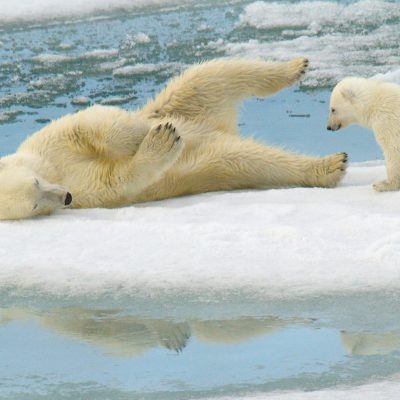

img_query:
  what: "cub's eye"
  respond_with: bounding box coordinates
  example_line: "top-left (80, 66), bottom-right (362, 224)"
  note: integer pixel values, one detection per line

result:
top-left (331, 108), bottom-right (336, 113)
top-left (34, 178), bottom-right (40, 186)
top-left (33, 203), bottom-right (38, 210)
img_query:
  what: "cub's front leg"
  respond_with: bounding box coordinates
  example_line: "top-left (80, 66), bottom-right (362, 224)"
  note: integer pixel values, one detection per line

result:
top-left (373, 180), bottom-right (400, 192)
top-left (373, 128), bottom-right (400, 192)
top-left (120, 122), bottom-right (184, 197)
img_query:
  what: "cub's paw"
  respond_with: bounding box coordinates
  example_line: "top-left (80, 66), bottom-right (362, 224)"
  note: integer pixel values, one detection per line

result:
top-left (140, 122), bottom-right (184, 161)
top-left (373, 179), bottom-right (400, 192)
top-left (286, 57), bottom-right (309, 84)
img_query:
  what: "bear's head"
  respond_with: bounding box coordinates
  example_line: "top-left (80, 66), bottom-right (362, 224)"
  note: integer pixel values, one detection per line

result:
top-left (327, 77), bottom-right (366, 131)
top-left (0, 162), bottom-right (72, 220)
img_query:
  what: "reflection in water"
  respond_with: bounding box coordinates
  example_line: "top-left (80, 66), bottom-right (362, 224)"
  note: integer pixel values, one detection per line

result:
top-left (0, 307), bottom-right (288, 357)
top-left (341, 331), bottom-right (400, 356)
top-left (2, 308), bottom-right (400, 358)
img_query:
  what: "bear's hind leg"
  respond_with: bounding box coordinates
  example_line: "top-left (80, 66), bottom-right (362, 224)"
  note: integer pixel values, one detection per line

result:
top-left (306, 152), bottom-right (348, 188)
top-left (141, 58), bottom-right (309, 134)
top-left (136, 139), bottom-right (347, 202)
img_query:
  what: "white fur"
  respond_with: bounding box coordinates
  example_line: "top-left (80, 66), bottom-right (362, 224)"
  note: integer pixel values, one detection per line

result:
top-left (0, 58), bottom-right (347, 220)
top-left (328, 77), bottom-right (400, 192)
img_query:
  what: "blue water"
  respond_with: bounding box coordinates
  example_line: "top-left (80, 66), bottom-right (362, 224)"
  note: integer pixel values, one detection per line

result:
top-left (0, 0), bottom-right (399, 398)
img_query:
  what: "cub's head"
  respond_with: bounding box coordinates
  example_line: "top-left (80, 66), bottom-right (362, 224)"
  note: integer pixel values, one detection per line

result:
top-left (327, 77), bottom-right (366, 131)
top-left (0, 162), bottom-right (72, 220)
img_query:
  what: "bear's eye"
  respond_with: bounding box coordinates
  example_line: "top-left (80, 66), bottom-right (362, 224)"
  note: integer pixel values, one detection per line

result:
top-left (331, 108), bottom-right (336, 113)
top-left (34, 178), bottom-right (40, 187)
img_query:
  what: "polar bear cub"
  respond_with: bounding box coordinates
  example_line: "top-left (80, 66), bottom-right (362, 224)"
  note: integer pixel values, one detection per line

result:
top-left (327, 77), bottom-right (400, 192)
top-left (0, 58), bottom-right (348, 220)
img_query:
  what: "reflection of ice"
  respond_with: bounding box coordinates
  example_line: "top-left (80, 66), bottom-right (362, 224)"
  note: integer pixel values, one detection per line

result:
top-left (0, 307), bottom-right (288, 357)
top-left (341, 331), bottom-right (400, 356)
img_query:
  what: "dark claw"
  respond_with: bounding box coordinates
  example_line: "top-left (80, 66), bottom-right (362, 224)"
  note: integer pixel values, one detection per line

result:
top-left (176, 136), bottom-right (181, 142)
top-left (172, 127), bottom-right (176, 133)
top-left (156, 124), bottom-right (161, 132)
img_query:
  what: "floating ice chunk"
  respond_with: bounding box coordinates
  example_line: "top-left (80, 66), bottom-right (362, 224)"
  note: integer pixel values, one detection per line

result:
top-left (113, 62), bottom-right (182, 77)
top-left (372, 69), bottom-right (400, 84)
top-left (82, 49), bottom-right (119, 59)
top-left (71, 96), bottom-right (90, 105)
top-left (98, 58), bottom-right (127, 72)
top-left (32, 53), bottom-right (72, 63)
top-left (113, 64), bottom-right (163, 76)
top-left (100, 95), bottom-right (135, 105)
top-left (132, 32), bottom-right (151, 44)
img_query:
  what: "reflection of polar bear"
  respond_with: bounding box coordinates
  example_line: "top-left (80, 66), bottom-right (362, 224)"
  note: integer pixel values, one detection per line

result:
top-left (0, 58), bottom-right (347, 220)
top-left (191, 317), bottom-right (284, 344)
top-left (341, 331), bottom-right (400, 356)
top-left (0, 308), bottom-right (191, 356)
top-left (0, 308), bottom-right (288, 357)
top-left (327, 77), bottom-right (400, 192)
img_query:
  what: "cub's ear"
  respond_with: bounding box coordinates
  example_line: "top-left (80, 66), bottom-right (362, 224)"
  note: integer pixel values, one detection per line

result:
top-left (341, 87), bottom-right (356, 103)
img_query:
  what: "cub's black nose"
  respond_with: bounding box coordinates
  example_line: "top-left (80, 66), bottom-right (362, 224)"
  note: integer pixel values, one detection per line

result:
top-left (64, 192), bottom-right (72, 206)
top-left (327, 126), bottom-right (332, 130)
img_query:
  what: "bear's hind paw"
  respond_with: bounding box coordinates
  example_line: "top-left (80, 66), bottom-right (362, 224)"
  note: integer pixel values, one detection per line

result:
top-left (286, 57), bottom-right (309, 84)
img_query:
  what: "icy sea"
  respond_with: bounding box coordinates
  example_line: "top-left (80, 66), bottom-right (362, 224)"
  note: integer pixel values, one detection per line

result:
top-left (1, 1), bottom-right (400, 399)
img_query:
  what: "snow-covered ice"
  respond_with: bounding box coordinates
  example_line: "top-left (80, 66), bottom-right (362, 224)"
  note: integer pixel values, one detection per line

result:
top-left (1, 161), bottom-right (399, 298)
top-left (0, 0), bottom-right (197, 24)
top-left (205, 379), bottom-right (400, 400)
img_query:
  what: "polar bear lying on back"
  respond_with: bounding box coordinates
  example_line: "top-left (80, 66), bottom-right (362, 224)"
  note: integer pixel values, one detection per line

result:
top-left (0, 58), bottom-right (348, 220)
top-left (327, 77), bottom-right (400, 192)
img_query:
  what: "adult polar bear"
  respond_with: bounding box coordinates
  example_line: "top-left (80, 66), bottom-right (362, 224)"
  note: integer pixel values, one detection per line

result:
top-left (0, 58), bottom-right (348, 220)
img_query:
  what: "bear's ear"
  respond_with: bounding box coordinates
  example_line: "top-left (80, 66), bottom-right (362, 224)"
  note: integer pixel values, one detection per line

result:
top-left (340, 87), bottom-right (356, 103)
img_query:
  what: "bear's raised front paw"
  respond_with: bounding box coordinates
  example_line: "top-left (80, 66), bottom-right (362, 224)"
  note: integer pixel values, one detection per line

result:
top-left (373, 179), bottom-right (400, 192)
top-left (286, 57), bottom-right (309, 84)
top-left (141, 122), bottom-right (184, 160)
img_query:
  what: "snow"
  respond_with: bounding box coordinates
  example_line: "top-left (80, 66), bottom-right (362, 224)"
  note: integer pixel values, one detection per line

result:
top-left (0, 0), bottom-right (196, 24)
top-left (1, 161), bottom-right (400, 298)
top-left (205, 379), bottom-right (400, 400)
top-left (373, 68), bottom-right (400, 85)
top-left (217, 0), bottom-right (400, 88)
top-left (239, 1), bottom-right (399, 30)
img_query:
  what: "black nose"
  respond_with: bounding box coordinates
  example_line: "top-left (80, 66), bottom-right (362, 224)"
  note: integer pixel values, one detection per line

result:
top-left (64, 192), bottom-right (72, 206)
top-left (327, 126), bottom-right (332, 131)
